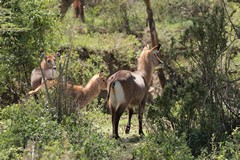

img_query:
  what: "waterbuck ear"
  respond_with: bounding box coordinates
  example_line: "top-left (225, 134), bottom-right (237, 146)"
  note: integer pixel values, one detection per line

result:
top-left (143, 45), bottom-right (149, 51)
top-left (156, 43), bottom-right (161, 50)
top-left (99, 71), bottom-right (104, 77)
top-left (141, 45), bottom-right (149, 55)
top-left (40, 51), bottom-right (46, 59)
top-left (150, 43), bottom-right (161, 52)
top-left (54, 51), bottom-right (61, 58)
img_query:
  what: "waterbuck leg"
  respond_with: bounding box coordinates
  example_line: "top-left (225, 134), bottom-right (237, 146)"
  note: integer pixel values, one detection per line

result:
top-left (138, 103), bottom-right (145, 136)
top-left (34, 93), bottom-right (39, 100)
top-left (114, 104), bottom-right (126, 139)
top-left (125, 107), bottom-right (133, 134)
top-left (110, 105), bottom-right (117, 138)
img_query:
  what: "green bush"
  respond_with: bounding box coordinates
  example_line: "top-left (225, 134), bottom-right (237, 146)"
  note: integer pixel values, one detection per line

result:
top-left (147, 4), bottom-right (240, 157)
top-left (152, 0), bottom-right (210, 22)
top-left (71, 32), bottom-right (141, 70)
top-left (133, 131), bottom-right (193, 160)
top-left (79, 54), bottom-right (108, 84)
top-left (61, 113), bottom-right (119, 160)
top-left (85, 0), bottom-right (146, 33)
top-left (199, 128), bottom-right (240, 159)
top-left (0, 0), bottom-right (60, 107)
top-left (0, 101), bottom-right (63, 159)
top-left (0, 99), bottom-right (118, 159)
top-left (82, 131), bottom-right (118, 160)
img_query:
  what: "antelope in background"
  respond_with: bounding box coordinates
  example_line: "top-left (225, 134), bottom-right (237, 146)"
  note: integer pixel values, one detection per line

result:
top-left (106, 44), bottom-right (162, 139)
top-left (29, 72), bottom-right (107, 108)
top-left (30, 53), bottom-right (59, 100)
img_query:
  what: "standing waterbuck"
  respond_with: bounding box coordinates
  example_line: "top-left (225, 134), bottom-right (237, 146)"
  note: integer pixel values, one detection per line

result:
top-left (106, 44), bottom-right (162, 139)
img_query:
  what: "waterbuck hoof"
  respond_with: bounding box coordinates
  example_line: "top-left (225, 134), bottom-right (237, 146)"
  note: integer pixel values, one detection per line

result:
top-left (112, 134), bottom-right (120, 139)
top-left (125, 125), bottom-right (130, 134)
top-left (139, 131), bottom-right (145, 137)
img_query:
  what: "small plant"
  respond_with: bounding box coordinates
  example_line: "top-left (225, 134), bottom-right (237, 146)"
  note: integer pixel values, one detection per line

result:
top-left (198, 128), bottom-right (240, 159)
top-left (0, 100), bottom-right (63, 159)
top-left (133, 131), bottom-right (193, 159)
top-left (85, 0), bottom-right (146, 33)
top-left (82, 131), bottom-right (118, 160)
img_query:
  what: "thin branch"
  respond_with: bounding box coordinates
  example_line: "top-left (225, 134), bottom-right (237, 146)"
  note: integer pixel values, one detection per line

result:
top-left (222, 99), bottom-right (240, 118)
top-left (220, 36), bottom-right (237, 54)
top-left (225, 77), bottom-right (240, 83)
top-left (221, 0), bottom-right (240, 39)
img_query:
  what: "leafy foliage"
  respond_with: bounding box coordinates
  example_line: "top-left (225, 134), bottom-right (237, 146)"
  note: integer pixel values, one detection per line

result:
top-left (64, 32), bottom-right (141, 70)
top-left (133, 131), bottom-right (193, 160)
top-left (0, 0), bottom-right (60, 107)
top-left (199, 128), bottom-right (240, 159)
top-left (0, 99), bottom-right (118, 159)
top-left (148, 4), bottom-right (240, 156)
top-left (0, 101), bottom-right (63, 159)
top-left (85, 0), bottom-right (146, 33)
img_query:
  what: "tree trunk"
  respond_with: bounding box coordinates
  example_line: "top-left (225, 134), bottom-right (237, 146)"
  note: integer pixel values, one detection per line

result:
top-left (144, 0), bottom-right (166, 88)
top-left (120, 2), bottom-right (130, 33)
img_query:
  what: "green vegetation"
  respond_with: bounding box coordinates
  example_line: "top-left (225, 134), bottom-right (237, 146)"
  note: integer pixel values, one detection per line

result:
top-left (1, 0), bottom-right (240, 159)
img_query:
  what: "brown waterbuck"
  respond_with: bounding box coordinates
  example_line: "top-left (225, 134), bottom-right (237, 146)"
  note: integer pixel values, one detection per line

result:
top-left (29, 72), bottom-right (107, 108)
top-left (106, 44), bottom-right (162, 139)
top-left (30, 54), bottom-right (58, 94)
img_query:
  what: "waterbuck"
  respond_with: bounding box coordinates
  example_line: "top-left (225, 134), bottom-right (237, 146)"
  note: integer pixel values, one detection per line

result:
top-left (30, 54), bottom-right (58, 92)
top-left (106, 44), bottom-right (162, 139)
top-left (29, 72), bottom-right (107, 108)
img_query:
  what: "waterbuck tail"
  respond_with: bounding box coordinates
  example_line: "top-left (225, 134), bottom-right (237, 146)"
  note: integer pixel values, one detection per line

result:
top-left (105, 81), bottom-right (115, 105)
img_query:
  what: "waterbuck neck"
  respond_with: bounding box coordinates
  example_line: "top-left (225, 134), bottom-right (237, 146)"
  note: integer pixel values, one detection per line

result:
top-left (41, 60), bottom-right (47, 69)
top-left (137, 55), bottom-right (154, 87)
top-left (83, 76), bottom-right (101, 98)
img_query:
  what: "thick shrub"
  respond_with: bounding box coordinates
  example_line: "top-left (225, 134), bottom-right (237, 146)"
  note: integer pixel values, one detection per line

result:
top-left (147, 4), bottom-right (240, 156)
top-left (0, 101), bottom-right (63, 159)
top-left (85, 0), bottom-right (146, 33)
top-left (0, 0), bottom-right (60, 107)
top-left (0, 99), bottom-right (118, 159)
top-left (198, 128), bottom-right (240, 159)
top-left (61, 113), bottom-right (119, 160)
top-left (133, 131), bottom-right (193, 159)
top-left (82, 131), bottom-right (118, 159)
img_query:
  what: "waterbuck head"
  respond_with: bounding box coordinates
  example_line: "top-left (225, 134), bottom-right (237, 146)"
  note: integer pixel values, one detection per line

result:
top-left (96, 72), bottom-right (107, 90)
top-left (137, 44), bottom-right (163, 86)
top-left (42, 55), bottom-right (57, 70)
top-left (139, 44), bottom-right (163, 68)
